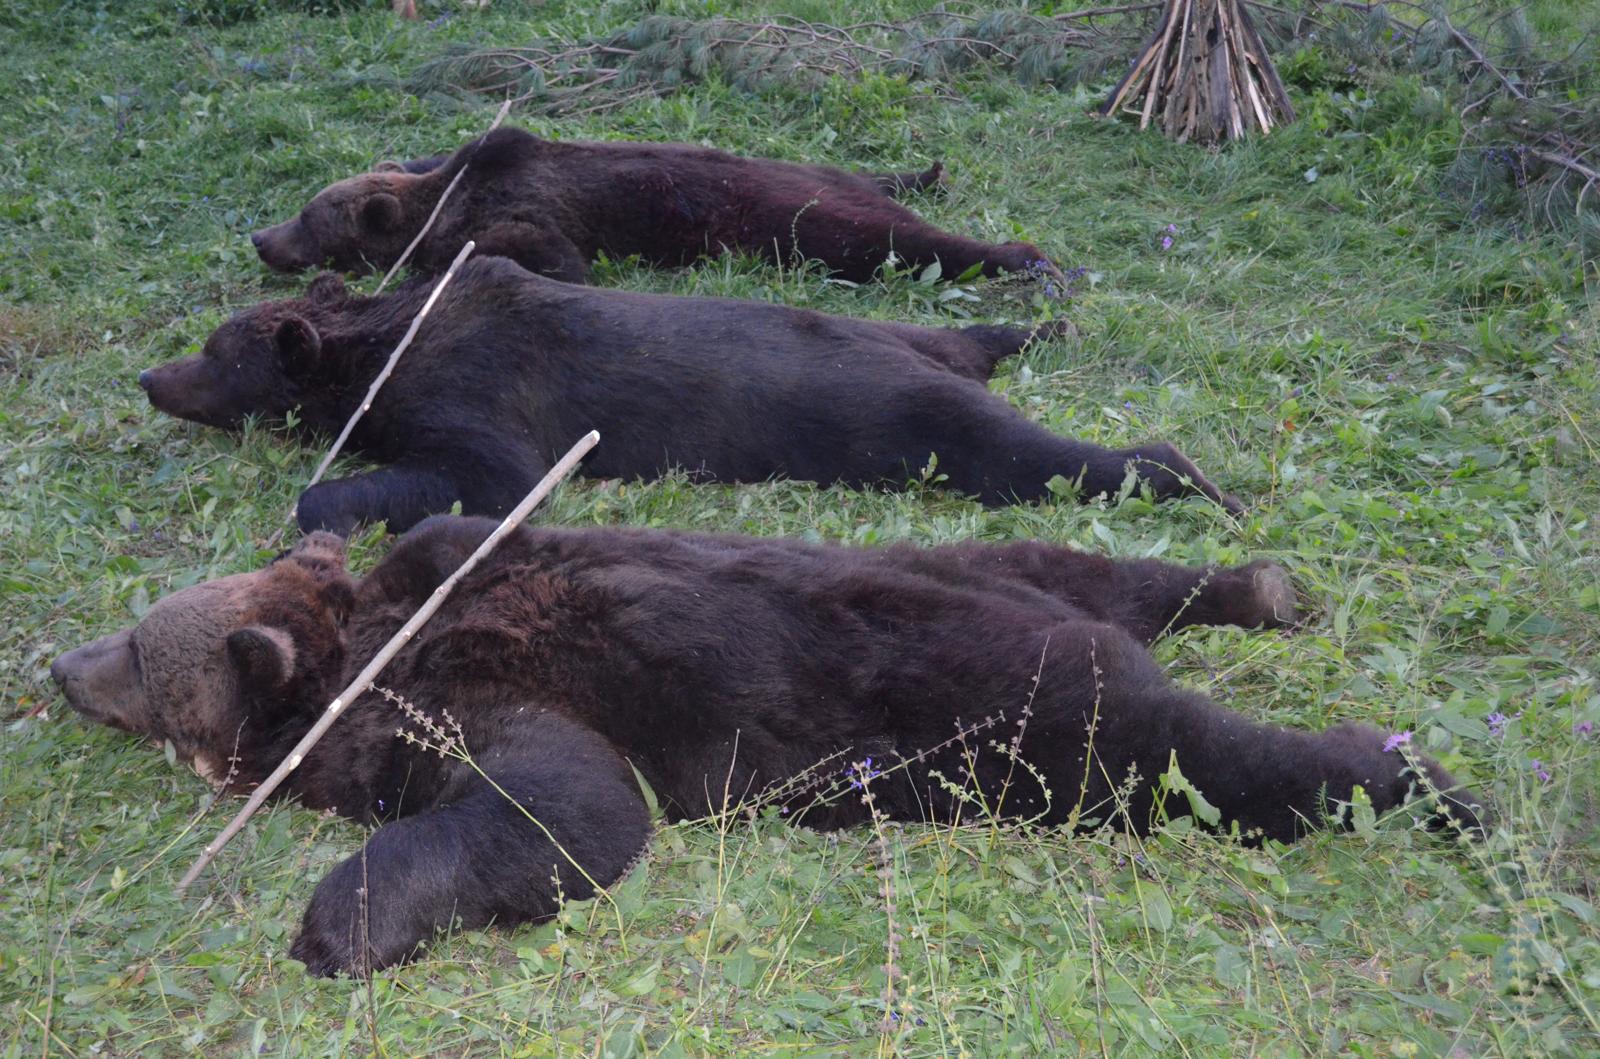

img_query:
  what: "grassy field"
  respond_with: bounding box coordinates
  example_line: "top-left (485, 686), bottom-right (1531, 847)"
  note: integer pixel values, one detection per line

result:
top-left (3, 0), bottom-right (1598, 1055)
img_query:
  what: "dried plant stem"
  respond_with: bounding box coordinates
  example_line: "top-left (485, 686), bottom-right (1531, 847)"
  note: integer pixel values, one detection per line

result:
top-left (375, 97), bottom-right (511, 293)
top-left (177, 428), bottom-right (601, 894)
top-left (299, 239), bottom-right (476, 504)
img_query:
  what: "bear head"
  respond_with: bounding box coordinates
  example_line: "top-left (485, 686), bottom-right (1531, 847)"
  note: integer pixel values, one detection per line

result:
top-left (251, 170), bottom-right (419, 274)
top-left (50, 533), bottom-right (354, 781)
top-left (139, 273), bottom-right (349, 428)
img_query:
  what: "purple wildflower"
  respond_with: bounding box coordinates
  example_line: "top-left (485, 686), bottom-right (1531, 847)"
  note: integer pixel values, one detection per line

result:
top-left (1382, 730), bottom-right (1412, 753)
top-left (1160, 235), bottom-right (1174, 251)
top-left (847, 757), bottom-right (883, 790)
top-left (1486, 712), bottom-right (1510, 737)
top-left (1028, 259), bottom-right (1088, 300)
top-left (1165, 223), bottom-right (1178, 234)
top-left (1532, 759), bottom-right (1551, 783)
top-left (1575, 721), bottom-right (1594, 736)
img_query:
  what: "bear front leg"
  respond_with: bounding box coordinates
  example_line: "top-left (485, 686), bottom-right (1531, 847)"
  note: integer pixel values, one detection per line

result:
top-left (296, 443), bottom-right (551, 536)
top-left (295, 461), bottom-right (464, 537)
top-left (290, 713), bottom-right (651, 977)
top-left (474, 222), bottom-right (590, 284)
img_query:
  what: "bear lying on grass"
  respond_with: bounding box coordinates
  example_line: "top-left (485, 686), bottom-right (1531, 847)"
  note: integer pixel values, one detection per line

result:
top-left (250, 126), bottom-right (1059, 284)
top-left (52, 519), bottom-right (1480, 976)
top-left (139, 257), bottom-right (1239, 536)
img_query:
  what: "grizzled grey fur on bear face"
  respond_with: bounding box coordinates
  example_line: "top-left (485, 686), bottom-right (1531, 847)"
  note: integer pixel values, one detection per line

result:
top-left (54, 519), bottom-right (1481, 977)
top-left (250, 126), bottom-right (1056, 284)
top-left (140, 257), bottom-right (1239, 537)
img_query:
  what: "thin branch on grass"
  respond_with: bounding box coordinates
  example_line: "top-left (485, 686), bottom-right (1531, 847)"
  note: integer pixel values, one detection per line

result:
top-left (1529, 148), bottom-right (1600, 199)
top-left (176, 428), bottom-right (601, 894)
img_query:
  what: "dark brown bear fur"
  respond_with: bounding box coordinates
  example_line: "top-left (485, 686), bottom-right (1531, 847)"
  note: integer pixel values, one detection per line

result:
top-left (139, 257), bottom-right (1238, 536)
top-left (250, 127), bottom-right (1056, 284)
top-left (52, 519), bottom-right (1481, 976)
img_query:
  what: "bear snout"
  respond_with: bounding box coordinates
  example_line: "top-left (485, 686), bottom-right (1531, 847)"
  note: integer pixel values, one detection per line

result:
top-left (51, 629), bottom-right (140, 730)
top-left (49, 651), bottom-right (74, 689)
top-left (251, 220), bottom-right (317, 272)
top-left (139, 357), bottom-right (247, 429)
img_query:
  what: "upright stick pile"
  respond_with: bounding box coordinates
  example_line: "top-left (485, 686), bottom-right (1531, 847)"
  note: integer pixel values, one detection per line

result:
top-left (1100, 0), bottom-right (1294, 145)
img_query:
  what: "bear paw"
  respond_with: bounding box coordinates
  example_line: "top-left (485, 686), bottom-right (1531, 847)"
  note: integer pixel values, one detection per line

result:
top-left (289, 917), bottom-right (364, 979)
top-left (1244, 560), bottom-right (1302, 630)
top-left (291, 855), bottom-right (431, 977)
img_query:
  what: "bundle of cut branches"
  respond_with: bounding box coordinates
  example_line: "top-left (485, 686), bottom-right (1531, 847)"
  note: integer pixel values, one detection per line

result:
top-left (407, 9), bottom-right (1153, 116)
top-left (1100, 0), bottom-right (1295, 144)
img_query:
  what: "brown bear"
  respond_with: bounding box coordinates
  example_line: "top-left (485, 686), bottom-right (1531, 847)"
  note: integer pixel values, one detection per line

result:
top-left (51, 518), bottom-right (1481, 976)
top-left (249, 126), bottom-right (1061, 284)
top-left (139, 257), bottom-right (1238, 537)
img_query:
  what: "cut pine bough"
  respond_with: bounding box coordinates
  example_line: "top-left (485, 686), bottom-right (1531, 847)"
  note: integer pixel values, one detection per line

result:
top-left (1100, 0), bottom-right (1295, 144)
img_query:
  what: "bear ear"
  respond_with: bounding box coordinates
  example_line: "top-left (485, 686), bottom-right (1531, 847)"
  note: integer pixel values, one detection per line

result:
top-left (471, 126), bottom-right (540, 172)
top-left (360, 192), bottom-right (403, 234)
top-left (274, 315), bottom-right (322, 372)
top-left (227, 626), bottom-right (297, 690)
top-left (306, 272), bottom-right (348, 304)
top-left (372, 159), bottom-right (406, 174)
top-left (288, 531), bottom-right (348, 568)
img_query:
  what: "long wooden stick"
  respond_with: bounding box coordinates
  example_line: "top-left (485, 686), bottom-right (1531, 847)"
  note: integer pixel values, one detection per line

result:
top-left (298, 239), bottom-right (476, 503)
top-left (1138, 0), bottom-right (1182, 129)
top-left (178, 429), bottom-right (601, 894)
top-left (375, 98), bottom-right (512, 294)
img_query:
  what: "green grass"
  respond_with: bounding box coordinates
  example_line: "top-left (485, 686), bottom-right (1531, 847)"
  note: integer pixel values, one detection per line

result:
top-left (3, 1), bottom-right (1599, 1055)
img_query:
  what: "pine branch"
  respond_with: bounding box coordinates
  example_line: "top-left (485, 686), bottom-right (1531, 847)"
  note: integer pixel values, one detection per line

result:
top-left (406, 10), bottom-right (1149, 116)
